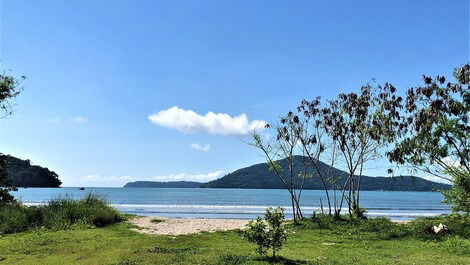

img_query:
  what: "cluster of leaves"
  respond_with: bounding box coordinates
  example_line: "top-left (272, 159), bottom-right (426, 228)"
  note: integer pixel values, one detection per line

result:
top-left (388, 65), bottom-right (469, 180)
top-left (0, 72), bottom-right (24, 118)
top-left (387, 64), bottom-right (470, 214)
top-left (442, 167), bottom-right (470, 214)
top-left (242, 207), bottom-right (288, 259)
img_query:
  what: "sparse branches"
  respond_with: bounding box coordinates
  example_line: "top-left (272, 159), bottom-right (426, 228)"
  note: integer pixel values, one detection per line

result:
top-left (296, 97), bottom-right (334, 216)
top-left (252, 125), bottom-right (304, 223)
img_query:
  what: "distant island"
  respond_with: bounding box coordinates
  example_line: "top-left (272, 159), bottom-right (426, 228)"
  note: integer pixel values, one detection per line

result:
top-left (124, 156), bottom-right (451, 191)
top-left (3, 155), bottom-right (62, 188)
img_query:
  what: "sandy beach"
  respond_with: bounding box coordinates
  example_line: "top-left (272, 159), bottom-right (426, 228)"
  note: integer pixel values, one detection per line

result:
top-left (129, 216), bottom-right (249, 235)
top-left (129, 216), bottom-right (412, 236)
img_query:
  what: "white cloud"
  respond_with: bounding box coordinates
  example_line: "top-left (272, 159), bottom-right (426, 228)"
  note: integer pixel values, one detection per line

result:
top-left (152, 170), bottom-right (225, 182)
top-left (148, 106), bottom-right (266, 136)
top-left (62, 174), bottom-right (136, 187)
top-left (190, 143), bottom-right (211, 152)
top-left (69, 116), bottom-right (89, 123)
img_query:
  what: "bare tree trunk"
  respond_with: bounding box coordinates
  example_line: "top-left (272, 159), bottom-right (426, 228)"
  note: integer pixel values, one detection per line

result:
top-left (301, 145), bottom-right (332, 216)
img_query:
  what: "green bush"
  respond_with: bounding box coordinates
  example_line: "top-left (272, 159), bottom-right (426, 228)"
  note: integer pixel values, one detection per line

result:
top-left (442, 167), bottom-right (470, 215)
top-left (443, 236), bottom-right (470, 255)
top-left (217, 253), bottom-right (249, 265)
top-left (408, 216), bottom-right (470, 240)
top-left (304, 214), bottom-right (470, 241)
top-left (242, 207), bottom-right (288, 259)
top-left (0, 203), bottom-right (30, 233)
top-left (0, 193), bottom-right (122, 234)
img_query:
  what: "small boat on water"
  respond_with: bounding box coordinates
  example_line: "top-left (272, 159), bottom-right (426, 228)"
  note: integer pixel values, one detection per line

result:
top-left (79, 187), bottom-right (85, 191)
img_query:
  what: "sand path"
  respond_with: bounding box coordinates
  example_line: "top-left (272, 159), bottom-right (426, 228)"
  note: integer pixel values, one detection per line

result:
top-left (129, 216), bottom-right (249, 235)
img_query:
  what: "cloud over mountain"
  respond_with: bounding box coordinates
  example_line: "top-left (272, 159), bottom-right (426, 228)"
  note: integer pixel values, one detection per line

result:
top-left (152, 170), bottom-right (225, 182)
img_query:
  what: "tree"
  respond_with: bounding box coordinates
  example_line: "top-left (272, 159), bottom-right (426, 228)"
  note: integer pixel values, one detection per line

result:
top-left (252, 115), bottom-right (309, 223)
top-left (388, 64), bottom-right (470, 214)
top-left (0, 71), bottom-right (24, 204)
top-left (322, 83), bottom-right (403, 218)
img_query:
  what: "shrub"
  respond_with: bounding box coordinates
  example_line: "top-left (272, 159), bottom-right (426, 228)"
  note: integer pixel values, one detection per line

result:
top-left (0, 193), bottom-right (122, 234)
top-left (0, 202), bottom-right (30, 233)
top-left (443, 236), bottom-right (470, 255)
top-left (408, 216), bottom-right (470, 240)
top-left (150, 218), bottom-right (164, 224)
top-left (217, 253), bottom-right (249, 265)
top-left (242, 207), bottom-right (288, 259)
top-left (147, 247), bottom-right (198, 254)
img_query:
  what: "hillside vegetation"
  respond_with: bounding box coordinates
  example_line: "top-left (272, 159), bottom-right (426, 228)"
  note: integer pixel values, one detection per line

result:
top-left (3, 155), bottom-right (61, 188)
top-left (203, 156), bottom-right (450, 191)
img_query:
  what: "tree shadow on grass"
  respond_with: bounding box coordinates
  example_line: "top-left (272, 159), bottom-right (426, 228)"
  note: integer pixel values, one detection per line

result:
top-left (218, 253), bottom-right (314, 265)
top-left (256, 256), bottom-right (311, 265)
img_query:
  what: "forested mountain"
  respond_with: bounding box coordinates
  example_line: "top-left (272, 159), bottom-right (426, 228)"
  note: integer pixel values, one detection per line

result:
top-left (2, 155), bottom-right (62, 188)
top-left (124, 156), bottom-right (451, 191)
top-left (202, 156), bottom-right (450, 191)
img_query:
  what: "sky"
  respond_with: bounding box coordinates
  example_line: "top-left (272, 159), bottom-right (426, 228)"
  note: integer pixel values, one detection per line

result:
top-left (0, 0), bottom-right (468, 187)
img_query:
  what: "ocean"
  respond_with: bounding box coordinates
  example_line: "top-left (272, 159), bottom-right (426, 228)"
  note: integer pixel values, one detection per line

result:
top-left (12, 188), bottom-right (449, 220)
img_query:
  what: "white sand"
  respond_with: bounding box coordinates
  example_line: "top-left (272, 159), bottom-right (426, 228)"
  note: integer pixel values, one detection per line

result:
top-left (129, 216), bottom-right (249, 235)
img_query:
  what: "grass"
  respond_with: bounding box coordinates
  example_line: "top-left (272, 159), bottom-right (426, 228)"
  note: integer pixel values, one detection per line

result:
top-left (0, 216), bottom-right (469, 264)
top-left (0, 194), bottom-right (122, 234)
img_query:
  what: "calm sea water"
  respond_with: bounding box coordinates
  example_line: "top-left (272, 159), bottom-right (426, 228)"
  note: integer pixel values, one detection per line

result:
top-left (12, 188), bottom-right (449, 220)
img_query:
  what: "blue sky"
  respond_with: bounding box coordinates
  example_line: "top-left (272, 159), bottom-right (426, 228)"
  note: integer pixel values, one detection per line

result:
top-left (0, 0), bottom-right (468, 187)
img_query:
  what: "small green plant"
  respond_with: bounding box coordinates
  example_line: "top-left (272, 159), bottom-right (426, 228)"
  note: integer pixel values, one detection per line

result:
top-left (242, 207), bottom-right (287, 259)
top-left (150, 218), bottom-right (164, 224)
top-left (217, 253), bottom-right (249, 265)
top-left (147, 246), bottom-right (198, 254)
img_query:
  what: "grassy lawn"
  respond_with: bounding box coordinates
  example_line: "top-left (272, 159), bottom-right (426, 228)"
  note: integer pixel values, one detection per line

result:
top-left (0, 221), bottom-right (469, 265)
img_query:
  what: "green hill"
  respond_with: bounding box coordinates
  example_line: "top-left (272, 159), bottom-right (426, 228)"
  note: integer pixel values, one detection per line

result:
top-left (2, 155), bottom-right (62, 188)
top-left (203, 156), bottom-right (452, 191)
